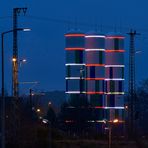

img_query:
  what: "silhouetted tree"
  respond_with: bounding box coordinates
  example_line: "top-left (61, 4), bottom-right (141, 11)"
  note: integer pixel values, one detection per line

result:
top-left (136, 79), bottom-right (148, 134)
top-left (46, 105), bottom-right (56, 126)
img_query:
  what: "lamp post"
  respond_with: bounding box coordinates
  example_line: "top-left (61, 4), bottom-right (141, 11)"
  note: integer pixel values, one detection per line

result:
top-left (19, 59), bottom-right (27, 67)
top-left (1, 28), bottom-right (30, 148)
top-left (104, 119), bottom-right (119, 148)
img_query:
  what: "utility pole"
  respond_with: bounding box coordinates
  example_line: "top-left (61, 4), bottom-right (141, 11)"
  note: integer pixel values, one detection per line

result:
top-left (127, 29), bottom-right (140, 138)
top-left (12, 7), bottom-right (27, 97)
top-left (12, 8), bottom-right (27, 147)
top-left (1, 33), bottom-right (5, 148)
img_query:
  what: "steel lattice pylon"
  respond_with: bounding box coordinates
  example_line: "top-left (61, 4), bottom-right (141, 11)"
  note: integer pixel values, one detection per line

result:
top-left (127, 29), bottom-right (140, 138)
top-left (11, 8), bottom-right (27, 147)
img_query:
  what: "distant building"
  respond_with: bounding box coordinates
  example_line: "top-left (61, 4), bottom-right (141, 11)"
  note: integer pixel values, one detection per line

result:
top-left (85, 32), bottom-right (106, 122)
top-left (65, 31), bottom-right (86, 106)
top-left (105, 34), bottom-right (125, 123)
top-left (64, 30), bottom-right (125, 134)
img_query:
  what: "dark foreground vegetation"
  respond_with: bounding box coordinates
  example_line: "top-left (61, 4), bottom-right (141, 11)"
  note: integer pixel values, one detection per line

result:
top-left (2, 79), bottom-right (148, 148)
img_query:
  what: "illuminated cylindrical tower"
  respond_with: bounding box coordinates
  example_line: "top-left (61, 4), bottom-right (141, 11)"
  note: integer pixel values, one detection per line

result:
top-left (65, 31), bottom-right (86, 106)
top-left (85, 32), bottom-right (106, 121)
top-left (105, 34), bottom-right (125, 122)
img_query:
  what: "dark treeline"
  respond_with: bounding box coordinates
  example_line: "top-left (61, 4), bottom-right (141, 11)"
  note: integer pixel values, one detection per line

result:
top-left (3, 79), bottom-right (148, 148)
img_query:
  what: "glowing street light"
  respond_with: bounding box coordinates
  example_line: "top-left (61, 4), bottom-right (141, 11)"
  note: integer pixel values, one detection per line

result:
top-left (12, 58), bottom-right (27, 67)
top-left (36, 108), bottom-right (41, 112)
top-left (19, 59), bottom-right (27, 67)
top-left (113, 119), bottom-right (119, 123)
top-left (48, 101), bottom-right (52, 106)
top-left (12, 58), bottom-right (17, 62)
top-left (125, 105), bottom-right (128, 110)
top-left (23, 28), bottom-right (31, 32)
top-left (42, 119), bottom-right (49, 124)
top-left (20, 59), bottom-right (27, 63)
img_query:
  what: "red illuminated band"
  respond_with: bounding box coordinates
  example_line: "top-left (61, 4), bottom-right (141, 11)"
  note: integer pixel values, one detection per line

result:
top-left (65, 48), bottom-right (85, 50)
top-left (86, 64), bottom-right (105, 67)
top-left (86, 91), bottom-right (104, 94)
top-left (65, 34), bottom-right (85, 37)
top-left (106, 36), bottom-right (125, 39)
top-left (95, 106), bottom-right (105, 109)
top-left (85, 78), bottom-right (105, 80)
top-left (105, 50), bottom-right (125, 53)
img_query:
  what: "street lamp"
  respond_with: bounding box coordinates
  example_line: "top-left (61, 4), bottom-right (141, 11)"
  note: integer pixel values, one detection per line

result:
top-left (20, 59), bottom-right (27, 63)
top-left (12, 58), bottom-right (17, 62)
top-left (104, 119), bottom-right (119, 148)
top-left (113, 119), bottom-right (119, 123)
top-left (17, 58), bottom-right (27, 67)
top-left (1, 28), bottom-right (31, 148)
top-left (22, 28), bottom-right (31, 32)
top-left (36, 108), bottom-right (41, 113)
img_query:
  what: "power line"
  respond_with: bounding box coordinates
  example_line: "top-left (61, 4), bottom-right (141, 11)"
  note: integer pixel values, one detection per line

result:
top-left (0, 16), bottom-right (11, 20)
top-left (25, 15), bottom-right (148, 33)
top-left (1, 15), bottom-right (148, 33)
top-left (25, 15), bottom-right (128, 31)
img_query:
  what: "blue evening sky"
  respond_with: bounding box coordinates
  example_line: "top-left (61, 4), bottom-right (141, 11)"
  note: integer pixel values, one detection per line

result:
top-left (0, 0), bottom-right (148, 94)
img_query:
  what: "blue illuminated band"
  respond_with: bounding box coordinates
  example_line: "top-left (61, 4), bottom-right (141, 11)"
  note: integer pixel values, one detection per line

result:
top-left (65, 77), bottom-right (84, 80)
top-left (104, 107), bottom-right (124, 109)
top-left (105, 78), bottom-right (124, 81)
top-left (105, 65), bottom-right (125, 68)
top-left (105, 92), bottom-right (125, 95)
top-left (65, 63), bottom-right (85, 66)
top-left (66, 91), bottom-right (86, 94)
top-left (85, 49), bottom-right (105, 51)
top-left (85, 35), bottom-right (105, 38)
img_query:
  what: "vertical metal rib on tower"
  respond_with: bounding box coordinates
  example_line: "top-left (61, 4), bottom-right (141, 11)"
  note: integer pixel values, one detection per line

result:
top-left (65, 31), bottom-right (85, 106)
top-left (85, 32), bottom-right (106, 121)
top-left (105, 34), bottom-right (125, 123)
